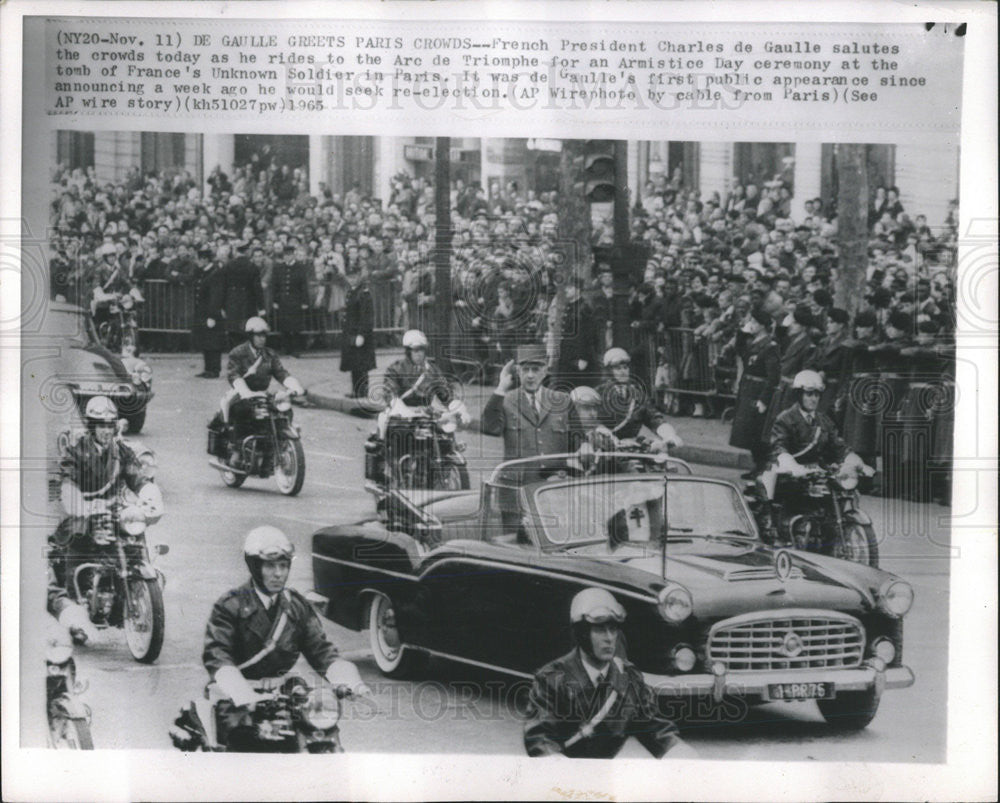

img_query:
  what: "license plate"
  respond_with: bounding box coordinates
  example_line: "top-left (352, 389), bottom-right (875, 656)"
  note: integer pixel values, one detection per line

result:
top-left (768, 682), bottom-right (835, 701)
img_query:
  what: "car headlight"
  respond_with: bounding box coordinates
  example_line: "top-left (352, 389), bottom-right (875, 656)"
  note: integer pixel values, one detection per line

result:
top-left (302, 688), bottom-right (340, 730)
top-left (878, 579), bottom-right (914, 617)
top-left (670, 644), bottom-right (697, 672)
top-left (657, 585), bottom-right (693, 623)
top-left (871, 636), bottom-right (897, 664)
top-left (120, 504), bottom-right (147, 536)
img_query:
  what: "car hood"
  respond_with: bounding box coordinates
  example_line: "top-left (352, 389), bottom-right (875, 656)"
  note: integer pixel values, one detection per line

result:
top-left (562, 539), bottom-right (889, 620)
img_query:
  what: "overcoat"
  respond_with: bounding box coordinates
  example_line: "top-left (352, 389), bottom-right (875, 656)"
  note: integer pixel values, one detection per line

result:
top-left (729, 334), bottom-right (780, 450)
top-left (340, 283), bottom-right (376, 373)
top-left (190, 262), bottom-right (227, 353)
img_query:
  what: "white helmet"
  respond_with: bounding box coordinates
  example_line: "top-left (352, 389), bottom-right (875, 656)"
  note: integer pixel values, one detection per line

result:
top-left (570, 588), bottom-right (626, 624)
top-left (402, 329), bottom-right (428, 349)
top-left (244, 316), bottom-right (270, 334)
top-left (243, 526), bottom-right (294, 562)
top-left (84, 395), bottom-right (118, 424)
top-left (603, 347), bottom-right (631, 368)
top-left (569, 386), bottom-right (601, 406)
top-left (792, 370), bottom-right (825, 392)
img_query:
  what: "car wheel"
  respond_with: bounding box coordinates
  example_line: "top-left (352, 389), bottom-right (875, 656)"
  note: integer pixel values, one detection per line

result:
top-left (368, 593), bottom-right (425, 678)
top-left (817, 688), bottom-right (881, 730)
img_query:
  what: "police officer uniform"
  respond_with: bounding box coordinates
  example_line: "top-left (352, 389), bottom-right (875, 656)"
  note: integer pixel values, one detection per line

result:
top-left (768, 404), bottom-right (848, 468)
top-left (225, 340), bottom-right (290, 444)
top-left (593, 380), bottom-right (666, 440)
top-left (384, 357), bottom-right (452, 407)
top-left (271, 248), bottom-right (311, 357)
top-left (191, 248), bottom-right (227, 377)
top-left (340, 277), bottom-right (376, 398)
top-left (202, 580), bottom-right (339, 750)
top-left (523, 649), bottom-right (680, 759)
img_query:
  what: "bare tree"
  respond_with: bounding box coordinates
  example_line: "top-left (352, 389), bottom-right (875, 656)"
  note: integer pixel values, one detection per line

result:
top-left (835, 144), bottom-right (869, 316)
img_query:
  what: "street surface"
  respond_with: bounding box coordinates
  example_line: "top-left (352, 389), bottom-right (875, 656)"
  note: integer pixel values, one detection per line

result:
top-left (68, 354), bottom-right (951, 760)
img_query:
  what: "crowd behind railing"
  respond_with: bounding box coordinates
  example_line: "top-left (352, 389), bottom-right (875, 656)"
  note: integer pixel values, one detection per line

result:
top-left (49, 154), bottom-right (957, 502)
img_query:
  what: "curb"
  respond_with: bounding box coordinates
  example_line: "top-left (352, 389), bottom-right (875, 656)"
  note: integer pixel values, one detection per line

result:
top-left (306, 385), bottom-right (753, 470)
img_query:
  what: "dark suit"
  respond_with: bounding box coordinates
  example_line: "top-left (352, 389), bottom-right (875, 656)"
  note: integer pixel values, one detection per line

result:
top-left (524, 649), bottom-right (679, 758)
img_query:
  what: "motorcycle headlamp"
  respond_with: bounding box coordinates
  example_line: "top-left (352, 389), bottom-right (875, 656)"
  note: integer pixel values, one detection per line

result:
top-left (835, 470), bottom-right (859, 491)
top-left (303, 688), bottom-right (341, 730)
top-left (440, 419), bottom-right (457, 434)
top-left (878, 579), bottom-right (914, 617)
top-left (274, 392), bottom-right (292, 412)
top-left (121, 294), bottom-right (135, 310)
top-left (120, 504), bottom-right (147, 536)
top-left (656, 584), bottom-right (693, 623)
top-left (46, 643), bottom-right (74, 666)
top-left (252, 399), bottom-right (270, 419)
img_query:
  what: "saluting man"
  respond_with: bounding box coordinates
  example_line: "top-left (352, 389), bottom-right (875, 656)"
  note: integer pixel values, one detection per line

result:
top-left (481, 344), bottom-right (587, 468)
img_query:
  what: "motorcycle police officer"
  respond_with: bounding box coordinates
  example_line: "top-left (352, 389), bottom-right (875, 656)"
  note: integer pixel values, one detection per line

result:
top-left (202, 526), bottom-right (368, 751)
top-left (222, 317), bottom-right (306, 468)
top-left (523, 588), bottom-right (691, 759)
top-left (383, 329), bottom-right (453, 408)
top-left (53, 396), bottom-right (164, 628)
top-left (590, 347), bottom-right (682, 453)
top-left (759, 370), bottom-right (873, 509)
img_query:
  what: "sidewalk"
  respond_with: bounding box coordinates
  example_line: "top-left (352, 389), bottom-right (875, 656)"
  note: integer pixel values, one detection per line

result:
top-left (303, 347), bottom-right (753, 470)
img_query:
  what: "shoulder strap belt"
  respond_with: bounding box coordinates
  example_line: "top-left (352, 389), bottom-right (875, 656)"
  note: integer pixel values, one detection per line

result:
top-left (563, 689), bottom-right (619, 748)
top-left (243, 353), bottom-right (264, 378)
top-left (611, 399), bottom-right (636, 434)
top-left (81, 448), bottom-right (120, 500)
top-left (236, 591), bottom-right (291, 671)
top-left (400, 370), bottom-right (427, 400)
top-left (790, 425), bottom-right (823, 460)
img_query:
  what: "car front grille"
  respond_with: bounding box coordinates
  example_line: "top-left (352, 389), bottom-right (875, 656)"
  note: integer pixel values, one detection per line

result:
top-left (707, 610), bottom-right (865, 671)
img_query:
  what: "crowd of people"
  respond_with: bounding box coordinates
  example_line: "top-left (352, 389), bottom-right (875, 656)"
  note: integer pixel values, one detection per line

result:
top-left (49, 149), bottom-right (957, 503)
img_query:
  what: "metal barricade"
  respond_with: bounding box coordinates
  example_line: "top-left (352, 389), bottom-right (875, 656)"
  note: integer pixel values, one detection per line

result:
top-left (136, 278), bottom-right (403, 347)
top-left (654, 327), bottom-right (737, 416)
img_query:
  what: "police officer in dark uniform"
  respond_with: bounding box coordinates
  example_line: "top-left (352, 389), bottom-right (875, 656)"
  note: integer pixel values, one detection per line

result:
top-left (53, 396), bottom-right (164, 610)
top-left (220, 242), bottom-right (266, 351)
top-left (590, 347), bottom-right (682, 452)
top-left (524, 588), bottom-right (691, 759)
top-left (340, 269), bottom-right (376, 398)
top-left (383, 329), bottom-right (452, 407)
top-left (762, 304), bottom-right (818, 440)
top-left (192, 244), bottom-right (227, 378)
top-left (555, 279), bottom-right (601, 389)
top-left (222, 317), bottom-right (305, 467)
top-left (271, 244), bottom-right (311, 358)
top-left (201, 526), bottom-right (368, 751)
top-left (815, 307), bottom-right (852, 420)
top-left (729, 308), bottom-right (781, 475)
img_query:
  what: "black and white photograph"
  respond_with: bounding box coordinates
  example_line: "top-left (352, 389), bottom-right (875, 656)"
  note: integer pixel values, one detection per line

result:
top-left (2, 4), bottom-right (996, 802)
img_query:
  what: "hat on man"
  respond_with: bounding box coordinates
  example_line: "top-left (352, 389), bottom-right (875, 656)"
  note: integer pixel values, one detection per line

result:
top-left (888, 310), bottom-right (914, 333)
top-left (515, 344), bottom-right (548, 366)
top-left (828, 307), bottom-right (850, 325)
top-left (792, 304), bottom-right (815, 328)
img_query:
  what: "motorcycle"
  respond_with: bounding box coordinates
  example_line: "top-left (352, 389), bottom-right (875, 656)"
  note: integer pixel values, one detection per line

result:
top-left (207, 390), bottom-right (306, 496)
top-left (49, 489), bottom-right (168, 663)
top-left (585, 424), bottom-right (686, 475)
top-left (364, 398), bottom-right (469, 495)
top-left (746, 460), bottom-right (880, 567)
top-left (169, 676), bottom-right (349, 753)
top-left (45, 615), bottom-right (94, 749)
top-left (95, 288), bottom-right (143, 355)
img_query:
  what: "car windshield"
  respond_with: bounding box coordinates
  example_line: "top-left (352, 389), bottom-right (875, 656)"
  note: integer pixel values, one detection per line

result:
top-left (532, 476), bottom-right (755, 549)
top-left (48, 308), bottom-right (100, 347)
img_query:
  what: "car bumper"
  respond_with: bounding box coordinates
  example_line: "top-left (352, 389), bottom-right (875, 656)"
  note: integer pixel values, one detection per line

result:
top-left (643, 660), bottom-right (914, 702)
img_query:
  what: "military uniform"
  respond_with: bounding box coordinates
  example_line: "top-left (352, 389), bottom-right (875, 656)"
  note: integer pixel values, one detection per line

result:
top-left (191, 259), bottom-right (227, 376)
top-left (593, 380), bottom-right (666, 440)
top-left (482, 386), bottom-right (585, 466)
top-left (340, 281), bottom-right (376, 397)
top-left (761, 330), bottom-right (817, 442)
top-left (524, 649), bottom-right (680, 759)
top-left (271, 259), bottom-right (311, 356)
top-left (555, 297), bottom-right (601, 389)
top-left (224, 341), bottom-right (290, 447)
top-left (768, 404), bottom-right (848, 467)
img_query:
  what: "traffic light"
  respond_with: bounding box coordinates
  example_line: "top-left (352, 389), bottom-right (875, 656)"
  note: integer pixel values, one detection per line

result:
top-left (584, 140), bottom-right (616, 203)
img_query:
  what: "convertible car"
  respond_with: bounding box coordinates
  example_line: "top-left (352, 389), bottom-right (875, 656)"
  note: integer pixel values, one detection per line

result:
top-left (311, 454), bottom-right (915, 730)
